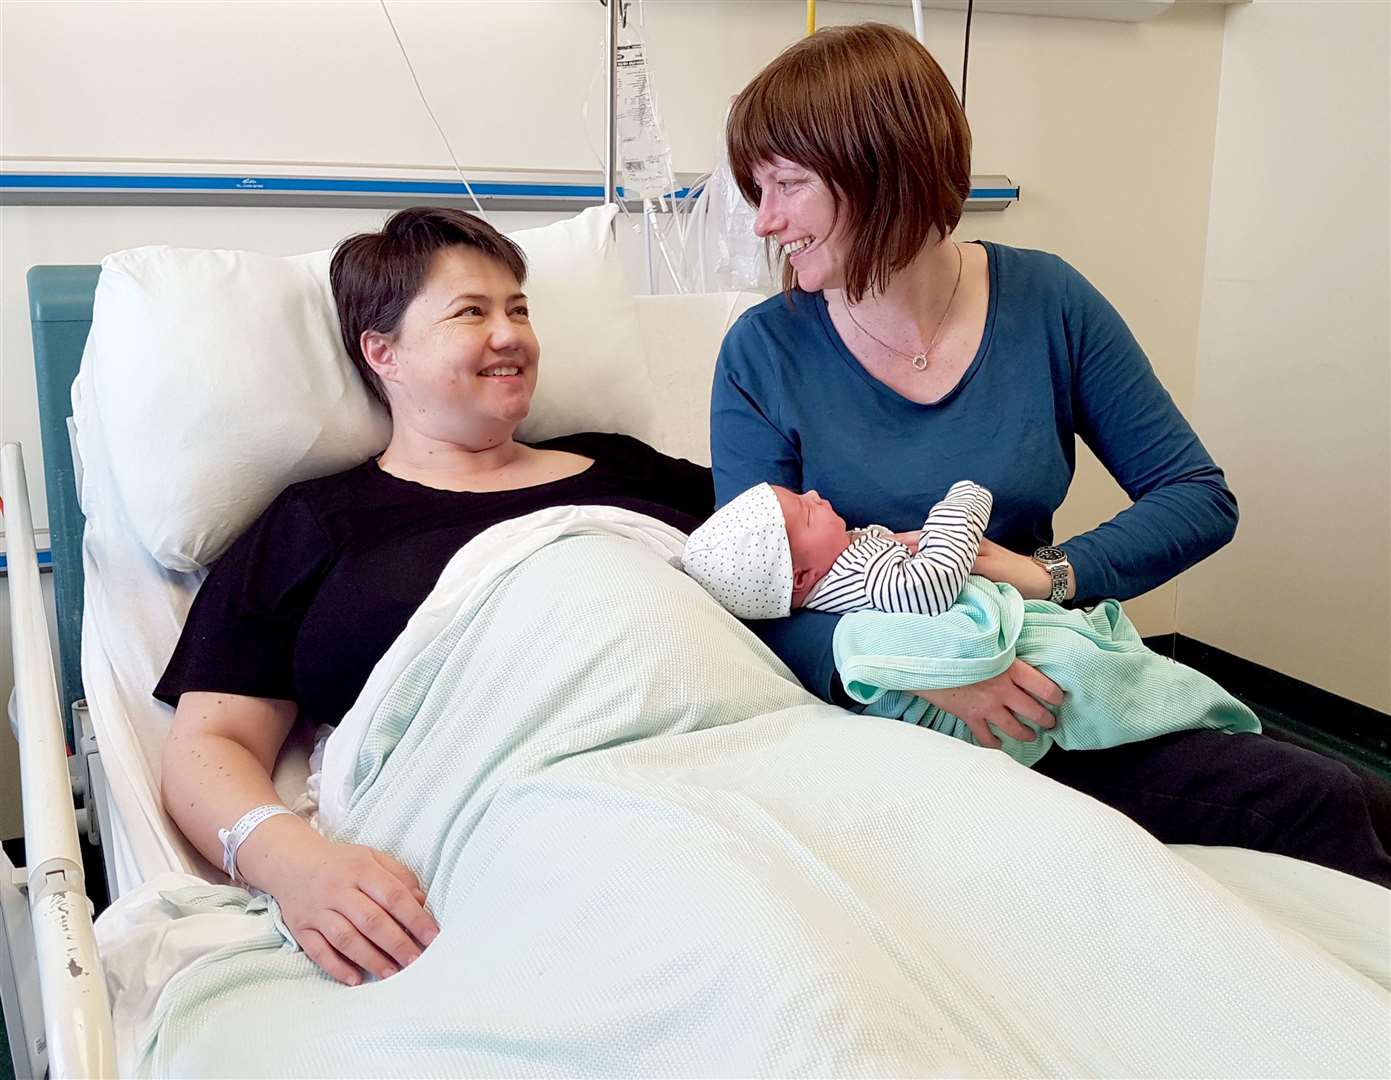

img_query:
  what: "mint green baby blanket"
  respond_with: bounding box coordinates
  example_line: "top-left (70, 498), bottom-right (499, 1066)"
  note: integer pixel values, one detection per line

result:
top-left (834, 576), bottom-right (1259, 767)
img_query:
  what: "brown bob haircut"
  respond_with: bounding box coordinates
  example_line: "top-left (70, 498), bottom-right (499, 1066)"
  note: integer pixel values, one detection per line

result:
top-left (330, 206), bottom-right (527, 408)
top-left (727, 22), bottom-right (972, 303)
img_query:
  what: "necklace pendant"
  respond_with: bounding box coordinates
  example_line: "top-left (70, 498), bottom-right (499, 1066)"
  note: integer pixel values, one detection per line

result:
top-left (910, 353), bottom-right (929, 371)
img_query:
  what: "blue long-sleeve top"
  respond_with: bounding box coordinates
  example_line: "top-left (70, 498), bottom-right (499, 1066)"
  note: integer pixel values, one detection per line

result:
top-left (709, 241), bottom-right (1237, 701)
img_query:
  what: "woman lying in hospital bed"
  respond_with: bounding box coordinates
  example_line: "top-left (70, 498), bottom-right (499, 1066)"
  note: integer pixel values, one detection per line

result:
top-left (98, 207), bottom-right (1388, 1077)
top-left (155, 207), bottom-right (713, 988)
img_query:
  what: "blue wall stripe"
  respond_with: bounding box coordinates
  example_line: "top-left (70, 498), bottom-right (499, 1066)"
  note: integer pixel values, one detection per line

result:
top-left (1, 173), bottom-right (1018, 202)
top-left (3, 173), bottom-right (669, 199)
top-left (0, 548), bottom-right (53, 575)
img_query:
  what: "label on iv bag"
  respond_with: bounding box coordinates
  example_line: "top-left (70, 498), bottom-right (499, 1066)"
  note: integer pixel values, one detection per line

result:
top-left (615, 39), bottom-right (673, 200)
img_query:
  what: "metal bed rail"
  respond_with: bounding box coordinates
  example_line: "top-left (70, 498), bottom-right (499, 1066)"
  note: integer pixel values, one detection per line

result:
top-left (1, 442), bottom-right (116, 1079)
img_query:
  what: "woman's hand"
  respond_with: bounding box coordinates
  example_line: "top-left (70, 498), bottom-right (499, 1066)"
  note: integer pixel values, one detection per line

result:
top-left (971, 538), bottom-right (1058, 600)
top-left (161, 693), bottom-right (439, 986)
top-left (250, 820), bottom-right (439, 986)
top-left (912, 659), bottom-right (1063, 749)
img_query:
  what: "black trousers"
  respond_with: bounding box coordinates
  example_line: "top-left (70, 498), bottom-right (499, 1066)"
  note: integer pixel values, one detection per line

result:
top-left (1033, 729), bottom-right (1391, 888)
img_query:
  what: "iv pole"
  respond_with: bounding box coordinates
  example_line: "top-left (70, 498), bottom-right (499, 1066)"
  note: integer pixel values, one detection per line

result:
top-left (603, 0), bottom-right (620, 208)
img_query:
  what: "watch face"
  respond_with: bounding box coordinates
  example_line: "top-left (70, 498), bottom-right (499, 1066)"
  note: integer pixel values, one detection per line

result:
top-left (1035, 546), bottom-right (1066, 564)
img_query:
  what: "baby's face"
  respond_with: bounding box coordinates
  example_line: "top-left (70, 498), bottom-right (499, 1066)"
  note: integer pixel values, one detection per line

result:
top-left (771, 486), bottom-right (850, 604)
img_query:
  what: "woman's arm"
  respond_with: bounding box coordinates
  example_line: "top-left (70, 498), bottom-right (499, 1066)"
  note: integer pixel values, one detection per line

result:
top-left (709, 323), bottom-right (850, 695)
top-left (709, 327), bottom-right (803, 507)
top-left (1057, 265), bottom-right (1238, 603)
top-left (156, 484), bottom-right (439, 984)
top-left (163, 692), bottom-right (438, 986)
top-left (970, 538), bottom-right (1071, 601)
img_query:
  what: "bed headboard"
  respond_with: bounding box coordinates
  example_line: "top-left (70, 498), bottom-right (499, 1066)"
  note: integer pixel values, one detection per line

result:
top-left (27, 264), bottom-right (100, 735)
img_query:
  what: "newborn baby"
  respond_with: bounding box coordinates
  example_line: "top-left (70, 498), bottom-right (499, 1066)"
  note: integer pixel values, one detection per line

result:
top-left (680, 481), bottom-right (1259, 767)
top-left (683, 480), bottom-right (991, 620)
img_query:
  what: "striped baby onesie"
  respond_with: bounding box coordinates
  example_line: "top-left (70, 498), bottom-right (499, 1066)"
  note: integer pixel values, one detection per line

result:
top-left (803, 481), bottom-right (992, 616)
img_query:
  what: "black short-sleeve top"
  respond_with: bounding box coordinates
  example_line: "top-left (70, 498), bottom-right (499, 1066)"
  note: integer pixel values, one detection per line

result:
top-left (155, 433), bottom-right (713, 727)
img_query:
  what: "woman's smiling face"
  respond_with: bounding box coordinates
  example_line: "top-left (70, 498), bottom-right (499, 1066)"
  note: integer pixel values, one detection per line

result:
top-left (750, 157), bottom-right (849, 293)
top-left (367, 245), bottom-right (540, 447)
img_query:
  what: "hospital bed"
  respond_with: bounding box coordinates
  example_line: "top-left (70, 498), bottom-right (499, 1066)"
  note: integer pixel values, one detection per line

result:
top-left (3, 208), bottom-right (1388, 1079)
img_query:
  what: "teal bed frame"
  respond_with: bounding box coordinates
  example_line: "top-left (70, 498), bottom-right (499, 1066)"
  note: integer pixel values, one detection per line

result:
top-left (25, 265), bottom-right (100, 745)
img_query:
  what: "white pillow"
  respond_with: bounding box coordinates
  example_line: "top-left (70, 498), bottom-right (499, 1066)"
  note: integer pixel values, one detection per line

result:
top-left (511, 207), bottom-right (652, 444)
top-left (85, 205), bottom-right (652, 571)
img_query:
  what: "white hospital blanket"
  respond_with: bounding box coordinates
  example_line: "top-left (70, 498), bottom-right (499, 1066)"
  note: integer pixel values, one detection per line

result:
top-left (104, 509), bottom-right (1390, 1077)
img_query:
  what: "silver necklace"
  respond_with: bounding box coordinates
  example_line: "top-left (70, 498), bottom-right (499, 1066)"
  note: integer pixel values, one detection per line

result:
top-left (843, 242), bottom-right (963, 372)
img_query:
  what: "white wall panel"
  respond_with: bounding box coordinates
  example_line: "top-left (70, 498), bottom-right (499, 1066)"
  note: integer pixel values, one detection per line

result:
top-left (1180, 0), bottom-right (1391, 712)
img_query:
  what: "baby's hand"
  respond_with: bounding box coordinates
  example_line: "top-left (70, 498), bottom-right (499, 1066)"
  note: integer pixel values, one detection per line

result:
top-left (892, 530), bottom-right (921, 553)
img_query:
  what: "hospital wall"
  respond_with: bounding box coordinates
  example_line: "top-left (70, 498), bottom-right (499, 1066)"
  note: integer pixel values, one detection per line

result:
top-left (1178, 0), bottom-right (1391, 714)
top-left (0, 0), bottom-right (1259, 837)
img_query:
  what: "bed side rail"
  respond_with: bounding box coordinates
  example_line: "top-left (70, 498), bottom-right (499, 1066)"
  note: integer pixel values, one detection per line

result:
top-left (1, 442), bottom-right (116, 1078)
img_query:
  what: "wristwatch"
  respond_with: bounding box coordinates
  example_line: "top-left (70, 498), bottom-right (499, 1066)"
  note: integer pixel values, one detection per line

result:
top-left (1032, 546), bottom-right (1071, 604)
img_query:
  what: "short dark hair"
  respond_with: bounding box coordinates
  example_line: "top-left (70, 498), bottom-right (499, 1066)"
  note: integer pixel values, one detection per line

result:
top-left (330, 207), bottom-right (528, 408)
top-left (727, 23), bottom-right (972, 303)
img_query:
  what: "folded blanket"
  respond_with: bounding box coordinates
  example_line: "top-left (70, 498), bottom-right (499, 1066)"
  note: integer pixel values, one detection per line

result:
top-left (834, 576), bottom-right (1260, 766)
top-left (129, 509), bottom-right (1388, 1078)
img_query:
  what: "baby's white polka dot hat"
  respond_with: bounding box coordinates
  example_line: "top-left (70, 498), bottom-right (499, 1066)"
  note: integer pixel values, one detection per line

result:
top-left (682, 482), bottom-right (793, 620)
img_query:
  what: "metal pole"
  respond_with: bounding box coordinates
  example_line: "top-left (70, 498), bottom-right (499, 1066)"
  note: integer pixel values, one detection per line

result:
top-left (603, 0), bottom-right (620, 206)
top-left (1, 443), bottom-right (117, 1080)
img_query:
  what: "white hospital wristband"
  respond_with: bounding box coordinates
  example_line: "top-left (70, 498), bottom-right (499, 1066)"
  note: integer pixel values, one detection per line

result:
top-left (218, 804), bottom-right (295, 883)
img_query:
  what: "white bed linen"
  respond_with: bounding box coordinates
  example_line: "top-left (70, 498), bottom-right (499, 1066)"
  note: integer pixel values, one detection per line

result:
top-left (320, 507), bottom-right (1391, 993)
top-left (96, 508), bottom-right (1390, 1078)
top-left (93, 852), bottom-right (1391, 1079)
top-left (317, 506), bottom-right (688, 829)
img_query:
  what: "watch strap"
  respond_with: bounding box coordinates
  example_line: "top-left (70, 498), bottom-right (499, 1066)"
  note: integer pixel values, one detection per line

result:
top-left (1032, 547), bottom-right (1071, 604)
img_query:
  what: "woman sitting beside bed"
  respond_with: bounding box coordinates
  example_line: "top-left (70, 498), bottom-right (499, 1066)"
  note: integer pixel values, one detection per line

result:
top-left (709, 23), bottom-right (1391, 887)
top-left (156, 207), bottom-right (713, 986)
